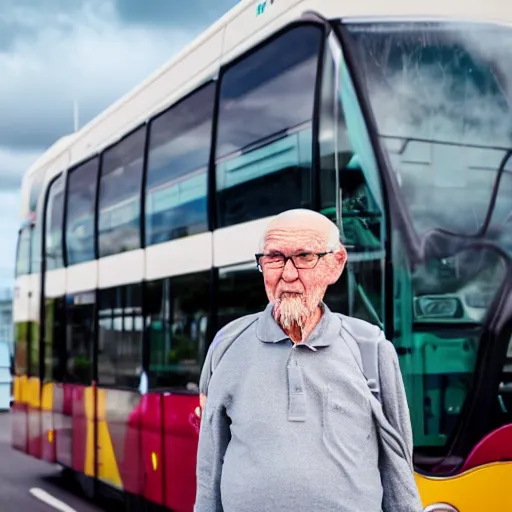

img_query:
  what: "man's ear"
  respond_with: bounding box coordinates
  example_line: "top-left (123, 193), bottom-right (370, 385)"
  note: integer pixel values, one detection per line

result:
top-left (326, 247), bottom-right (347, 285)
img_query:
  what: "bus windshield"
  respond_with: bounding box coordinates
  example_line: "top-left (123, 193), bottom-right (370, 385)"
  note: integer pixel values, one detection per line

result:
top-left (342, 20), bottom-right (512, 470)
top-left (345, 21), bottom-right (512, 248)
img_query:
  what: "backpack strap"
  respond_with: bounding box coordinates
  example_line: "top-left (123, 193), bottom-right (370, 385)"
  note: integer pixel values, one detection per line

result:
top-left (336, 313), bottom-right (381, 403)
top-left (336, 313), bottom-right (413, 469)
top-left (199, 313), bottom-right (261, 397)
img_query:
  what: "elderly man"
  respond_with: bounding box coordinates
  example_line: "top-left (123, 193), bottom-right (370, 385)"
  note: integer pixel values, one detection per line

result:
top-left (194, 209), bottom-right (422, 512)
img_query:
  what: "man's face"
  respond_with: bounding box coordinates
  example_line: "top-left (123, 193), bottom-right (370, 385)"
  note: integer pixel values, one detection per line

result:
top-left (260, 219), bottom-right (346, 329)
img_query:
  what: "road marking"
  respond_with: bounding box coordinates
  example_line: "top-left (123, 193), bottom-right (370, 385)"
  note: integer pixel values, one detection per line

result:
top-left (29, 488), bottom-right (77, 512)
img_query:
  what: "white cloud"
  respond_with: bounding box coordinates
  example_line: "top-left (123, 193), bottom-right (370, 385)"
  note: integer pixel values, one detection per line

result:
top-left (0, 0), bottom-right (201, 285)
top-left (0, 191), bottom-right (22, 289)
top-left (0, 1), bottom-right (193, 149)
top-left (0, 147), bottom-right (42, 190)
top-left (0, 148), bottom-right (41, 288)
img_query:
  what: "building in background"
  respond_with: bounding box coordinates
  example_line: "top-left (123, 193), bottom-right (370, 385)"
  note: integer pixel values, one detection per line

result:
top-left (0, 288), bottom-right (13, 356)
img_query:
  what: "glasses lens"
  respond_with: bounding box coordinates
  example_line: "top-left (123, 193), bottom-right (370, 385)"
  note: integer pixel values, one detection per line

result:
top-left (294, 253), bottom-right (319, 268)
top-left (260, 255), bottom-right (284, 268)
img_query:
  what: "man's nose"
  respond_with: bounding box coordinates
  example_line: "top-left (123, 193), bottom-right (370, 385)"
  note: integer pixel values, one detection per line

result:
top-left (281, 258), bottom-right (299, 281)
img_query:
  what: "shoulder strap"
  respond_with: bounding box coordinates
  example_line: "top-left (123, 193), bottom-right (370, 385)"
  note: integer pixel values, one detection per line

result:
top-left (336, 313), bottom-right (413, 468)
top-left (199, 313), bottom-right (261, 396)
top-left (336, 313), bottom-right (381, 403)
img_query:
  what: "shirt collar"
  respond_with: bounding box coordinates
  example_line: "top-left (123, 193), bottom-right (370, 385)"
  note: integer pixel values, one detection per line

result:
top-left (256, 301), bottom-right (340, 350)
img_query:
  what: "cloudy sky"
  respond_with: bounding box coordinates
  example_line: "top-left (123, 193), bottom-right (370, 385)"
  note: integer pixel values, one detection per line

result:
top-left (0, 0), bottom-right (237, 288)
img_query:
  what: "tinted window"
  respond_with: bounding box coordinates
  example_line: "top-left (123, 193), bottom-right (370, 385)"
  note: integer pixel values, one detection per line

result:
top-left (319, 46), bottom-right (385, 254)
top-left (344, 21), bottom-right (512, 465)
top-left (98, 127), bottom-right (146, 257)
top-left (43, 297), bottom-right (66, 382)
top-left (28, 320), bottom-right (39, 378)
top-left (15, 227), bottom-right (31, 277)
top-left (66, 292), bottom-right (95, 384)
top-left (45, 176), bottom-right (65, 271)
top-left (146, 85), bottom-right (214, 245)
top-left (98, 284), bottom-right (143, 388)
top-left (31, 220), bottom-right (43, 275)
top-left (215, 25), bottom-right (323, 227)
top-left (345, 22), bottom-right (512, 239)
top-left (217, 267), bottom-right (268, 330)
top-left (14, 322), bottom-right (28, 375)
top-left (147, 272), bottom-right (210, 390)
top-left (66, 158), bottom-right (99, 265)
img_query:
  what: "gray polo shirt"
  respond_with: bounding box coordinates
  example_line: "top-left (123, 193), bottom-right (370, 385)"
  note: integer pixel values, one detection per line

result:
top-left (195, 302), bottom-right (390, 512)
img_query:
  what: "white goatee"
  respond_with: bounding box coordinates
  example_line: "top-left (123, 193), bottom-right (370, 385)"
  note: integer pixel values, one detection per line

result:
top-left (273, 293), bottom-right (310, 330)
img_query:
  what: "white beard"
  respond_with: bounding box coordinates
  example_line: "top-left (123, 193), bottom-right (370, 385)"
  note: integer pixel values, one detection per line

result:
top-left (274, 293), bottom-right (311, 330)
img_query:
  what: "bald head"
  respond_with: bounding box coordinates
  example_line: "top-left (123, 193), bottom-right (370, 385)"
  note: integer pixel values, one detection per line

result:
top-left (259, 209), bottom-right (342, 253)
top-left (257, 209), bottom-right (347, 334)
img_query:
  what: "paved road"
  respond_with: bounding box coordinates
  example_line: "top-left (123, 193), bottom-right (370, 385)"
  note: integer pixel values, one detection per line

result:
top-left (0, 412), bottom-right (120, 512)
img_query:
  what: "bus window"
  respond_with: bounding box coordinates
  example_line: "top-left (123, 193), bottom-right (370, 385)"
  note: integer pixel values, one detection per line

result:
top-left (43, 297), bottom-right (66, 383)
top-left (14, 323), bottom-right (28, 376)
top-left (215, 25), bottom-right (323, 228)
top-left (98, 127), bottom-right (146, 257)
top-left (45, 175), bottom-right (65, 271)
top-left (30, 222), bottom-right (43, 276)
top-left (15, 227), bottom-right (31, 277)
top-left (28, 169), bottom-right (45, 275)
top-left (145, 84), bottom-right (213, 246)
top-left (146, 272), bottom-right (210, 391)
top-left (318, 43), bottom-right (386, 326)
top-left (65, 158), bottom-right (99, 266)
top-left (66, 292), bottom-right (95, 385)
top-left (97, 284), bottom-right (143, 388)
top-left (217, 266), bottom-right (268, 329)
top-left (498, 334), bottom-right (512, 421)
top-left (345, 20), bottom-right (512, 465)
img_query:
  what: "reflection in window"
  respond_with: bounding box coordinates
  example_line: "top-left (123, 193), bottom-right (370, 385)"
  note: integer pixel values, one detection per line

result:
top-left (14, 322), bottom-right (28, 376)
top-left (28, 321), bottom-right (39, 378)
top-left (215, 26), bottom-right (323, 227)
top-left (16, 227), bottom-right (31, 277)
top-left (147, 272), bottom-right (209, 390)
top-left (319, 46), bottom-right (384, 254)
top-left (44, 297), bottom-right (66, 382)
top-left (66, 293), bottom-right (95, 384)
top-left (31, 221), bottom-right (43, 276)
top-left (146, 85), bottom-right (214, 246)
top-left (45, 176), bottom-right (65, 271)
top-left (489, 157), bottom-right (512, 257)
top-left (318, 47), bottom-right (385, 326)
top-left (217, 266), bottom-right (268, 330)
top-left (99, 128), bottom-right (146, 257)
top-left (98, 284), bottom-right (143, 388)
top-left (394, 237), bottom-right (508, 469)
top-left (66, 158), bottom-right (99, 265)
top-left (346, 21), bottom-right (512, 238)
top-left (498, 334), bottom-right (512, 423)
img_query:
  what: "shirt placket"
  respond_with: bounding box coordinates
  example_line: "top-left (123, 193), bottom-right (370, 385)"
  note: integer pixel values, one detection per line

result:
top-left (287, 345), bottom-right (307, 422)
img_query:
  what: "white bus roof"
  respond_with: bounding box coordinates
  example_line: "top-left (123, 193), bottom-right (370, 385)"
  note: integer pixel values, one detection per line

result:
top-left (22, 0), bottom-right (512, 215)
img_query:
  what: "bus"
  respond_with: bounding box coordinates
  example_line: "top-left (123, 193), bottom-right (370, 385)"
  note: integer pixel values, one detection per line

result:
top-left (10, 0), bottom-right (512, 510)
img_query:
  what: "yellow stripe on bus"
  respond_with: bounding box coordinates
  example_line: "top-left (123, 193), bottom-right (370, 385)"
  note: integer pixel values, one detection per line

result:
top-left (416, 462), bottom-right (512, 511)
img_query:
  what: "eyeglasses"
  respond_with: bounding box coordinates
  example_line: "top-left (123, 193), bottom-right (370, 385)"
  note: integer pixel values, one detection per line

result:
top-left (255, 252), bottom-right (333, 272)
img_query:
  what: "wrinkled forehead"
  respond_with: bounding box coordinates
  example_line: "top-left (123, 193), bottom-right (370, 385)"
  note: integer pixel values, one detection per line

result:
top-left (263, 225), bottom-right (330, 253)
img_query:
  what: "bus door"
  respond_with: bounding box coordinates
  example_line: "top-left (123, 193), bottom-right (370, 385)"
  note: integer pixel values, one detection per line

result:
top-left (318, 33), bottom-right (387, 341)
